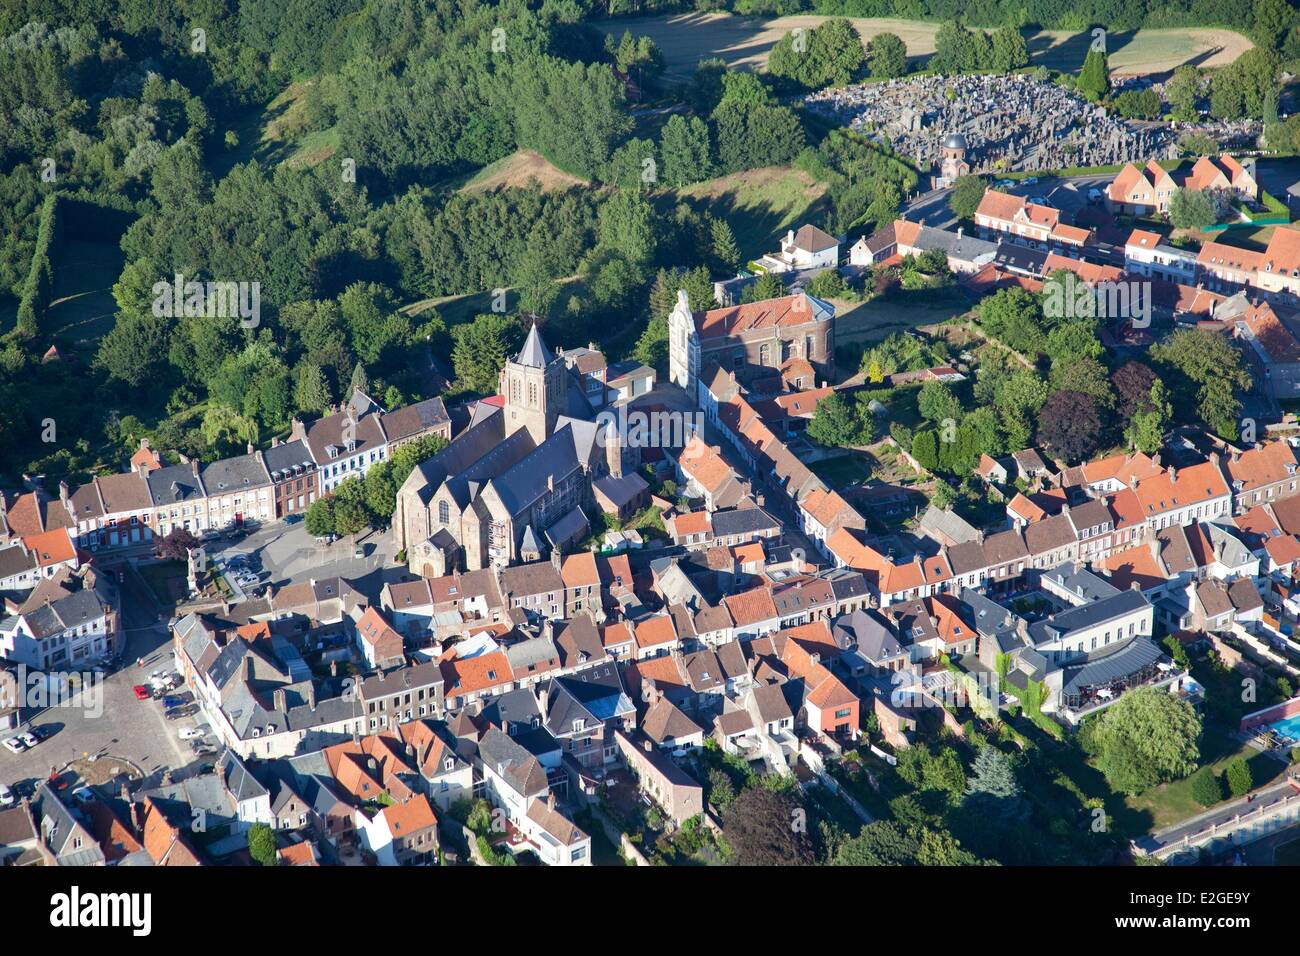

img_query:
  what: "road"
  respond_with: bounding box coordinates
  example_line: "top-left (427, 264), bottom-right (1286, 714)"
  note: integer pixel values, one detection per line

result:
top-left (0, 567), bottom-right (197, 797)
top-left (1135, 765), bottom-right (1296, 857)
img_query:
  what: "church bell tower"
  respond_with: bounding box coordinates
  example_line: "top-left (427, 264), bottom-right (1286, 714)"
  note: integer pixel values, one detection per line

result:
top-left (501, 323), bottom-right (563, 444)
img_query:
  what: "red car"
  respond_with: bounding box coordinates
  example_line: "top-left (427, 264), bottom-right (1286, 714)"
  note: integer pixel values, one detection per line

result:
top-left (132, 685), bottom-right (150, 701)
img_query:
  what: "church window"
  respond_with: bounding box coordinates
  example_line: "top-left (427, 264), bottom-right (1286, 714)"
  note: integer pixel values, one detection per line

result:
top-left (759, 343), bottom-right (769, 366)
top-left (438, 500), bottom-right (449, 525)
top-left (529, 382), bottom-right (537, 406)
top-left (805, 335), bottom-right (815, 360)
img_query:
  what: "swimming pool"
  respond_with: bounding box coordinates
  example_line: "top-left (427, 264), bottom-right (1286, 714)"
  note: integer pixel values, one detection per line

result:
top-left (1270, 713), bottom-right (1300, 742)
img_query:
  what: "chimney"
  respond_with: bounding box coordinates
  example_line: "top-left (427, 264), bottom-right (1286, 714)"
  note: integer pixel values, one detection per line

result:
top-left (307, 683), bottom-right (317, 711)
top-left (643, 738), bottom-right (653, 753)
top-left (538, 685), bottom-right (549, 717)
top-left (1130, 579), bottom-right (1140, 591)
top-left (129, 798), bottom-right (144, 835)
top-left (246, 442), bottom-right (255, 455)
top-left (273, 687), bottom-right (287, 712)
top-left (547, 474), bottom-right (554, 493)
top-left (330, 659), bottom-right (338, 678)
top-left (957, 226), bottom-right (964, 239)
top-left (1168, 466), bottom-right (1177, 484)
top-left (58, 480), bottom-right (70, 506)
top-left (551, 547), bottom-right (562, 572)
top-left (547, 791), bottom-right (557, 809)
top-left (290, 418), bottom-right (307, 442)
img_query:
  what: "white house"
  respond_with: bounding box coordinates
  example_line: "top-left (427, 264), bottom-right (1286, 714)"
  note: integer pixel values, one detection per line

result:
top-left (757, 225), bottom-right (840, 273)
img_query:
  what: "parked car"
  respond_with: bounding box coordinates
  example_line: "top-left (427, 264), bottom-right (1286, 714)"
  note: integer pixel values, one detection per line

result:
top-left (1022, 176), bottom-right (1039, 185)
top-left (0, 784), bottom-right (13, 807)
top-left (191, 745), bottom-right (217, 758)
top-left (72, 786), bottom-right (94, 804)
top-left (178, 727), bottom-right (205, 740)
top-left (1087, 187), bottom-right (1103, 202)
top-left (133, 685), bottom-right (151, 701)
top-left (166, 705), bottom-right (198, 720)
top-left (2, 737), bottom-right (25, 755)
top-left (161, 696), bottom-right (185, 709)
top-left (354, 545), bottom-right (365, 559)
top-left (18, 733), bottom-right (38, 749)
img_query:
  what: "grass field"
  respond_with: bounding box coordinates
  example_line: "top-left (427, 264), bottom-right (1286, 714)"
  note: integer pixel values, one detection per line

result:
top-left (46, 238), bottom-right (126, 348)
top-left (459, 150), bottom-right (591, 193)
top-left (211, 82), bottom-right (337, 178)
top-left (598, 13), bottom-right (1253, 83)
top-left (834, 291), bottom-right (970, 345)
top-left (1122, 731), bottom-right (1285, 831)
top-left (674, 165), bottom-right (829, 261)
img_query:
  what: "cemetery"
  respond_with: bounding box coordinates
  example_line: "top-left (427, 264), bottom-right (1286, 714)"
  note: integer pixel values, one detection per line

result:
top-left (806, 73), bottom-right (1177, 175)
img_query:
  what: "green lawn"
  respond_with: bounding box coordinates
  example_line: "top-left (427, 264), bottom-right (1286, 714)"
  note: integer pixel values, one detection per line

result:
top-left (810, 454), bottom-right (873, 488)
top-left (834, 291), bottom-right (971, 346)
top-left (1123, 731), bottom-right (1285, 831)
top-left (46, 238), bottom-right (125, 349)
top-left (673, 165), bottom-right (829, 263)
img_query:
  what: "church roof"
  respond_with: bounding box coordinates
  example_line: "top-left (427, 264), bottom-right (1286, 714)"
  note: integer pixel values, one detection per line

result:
top-left (489, 425), bottom-right (583, 518)
top-left (517, 323), bottom-right (553, 368)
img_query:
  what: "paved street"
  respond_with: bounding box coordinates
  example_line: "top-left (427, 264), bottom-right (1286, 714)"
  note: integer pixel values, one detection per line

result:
top-left (205, 520), bottom-right (405, 604)
top-left (1135, 762), bottom-right (1296, 857)
top-left (0, 570), bottom-right (198, 796)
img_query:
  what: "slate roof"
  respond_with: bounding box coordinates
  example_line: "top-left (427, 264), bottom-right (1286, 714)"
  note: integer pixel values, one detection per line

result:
top-left (201, 452), bottom-right (271, 494)
top-left (262, 439), bottom-right (317, 478)
top-left (147, 463), bottom-right (206, 505)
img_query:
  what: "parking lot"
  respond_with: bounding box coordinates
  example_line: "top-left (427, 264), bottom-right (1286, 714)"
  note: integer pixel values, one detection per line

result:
top-left (205, 520), bottom-right (405, 602)
top-left (0, 572), bottom-right (214, 797)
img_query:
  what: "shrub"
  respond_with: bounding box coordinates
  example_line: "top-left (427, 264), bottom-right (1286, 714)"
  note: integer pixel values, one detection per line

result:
top-left (1190, 767), bottom-right (1222, 807)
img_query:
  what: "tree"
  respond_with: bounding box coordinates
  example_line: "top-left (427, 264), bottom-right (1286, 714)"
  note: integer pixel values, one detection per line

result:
top-left (741, 271), bottom-right (786, 303)
top-left (830, 821), bottom-right (920, 865)
top-left (988, 26), bottom-right (1028, 73)
top-left (1077, 49), bottom-right (1109, 102)
top-left (1037, 390), bottom-right (1103, 463)
top-left (1111, 361), bottom-right (1158, 422)
top-left (155, 528), bottom-right (200, 561)
top-left (451, 312), bottom-right (518, 394)
top-left (1114, 89), bottom-right (1161, 119)
top-left (1129, 379), bottom-right (1172, 454)
top-left (293, 361), bottom-right (332, 414)
top-left (1210, 48), bottom-right (1280, 120)
top-left (1191, 767), bottom-right (1223, 807)
top-left (768, 19), bottom-right (865, 90)
top-left (1092, 687), bottom-right (1202, 795)
top-left (1168, 188), bottom-right (1217, 230)
top-left (1165, 66), bottom-right (1202, 122)
top-left (660, 115), bottom-right (714, 187)
top-left (977, 287), bottom-right (1046, 354)
top-left (995, 370), bottom-right (1048, 450)
top-left (868, 32), bottom-right (908, 79)
top-left (807, 392), bottom-right (860, 447)
top-left (710, 218), bottom-right (742, 272)
top-left (918, 381), bottom-right (962, 426)
top-left (247, 823), bottom-right (278, 866)
top-left (1151, 328), bottom-right (1252, 438)
top-left (931, 20), bottom-right (980, 75)
top-left (1225, 757), bottom-right (1253, 797)
top-left (911, 429), bottom-right (939, 470)
top-left (948, 174), bottom-right (988, 221)
top-left (304, 497), bottom-right (336, 538)
top-left (721, 786), bottom-right (815, 866)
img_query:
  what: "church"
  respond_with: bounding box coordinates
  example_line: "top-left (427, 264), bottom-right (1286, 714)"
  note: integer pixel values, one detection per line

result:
top-left (395, 325), bottom-right (625, 576)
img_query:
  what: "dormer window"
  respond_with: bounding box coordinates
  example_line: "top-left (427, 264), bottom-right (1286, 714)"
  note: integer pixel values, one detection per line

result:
top-left (573, 718), bottom-right (585, 732)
